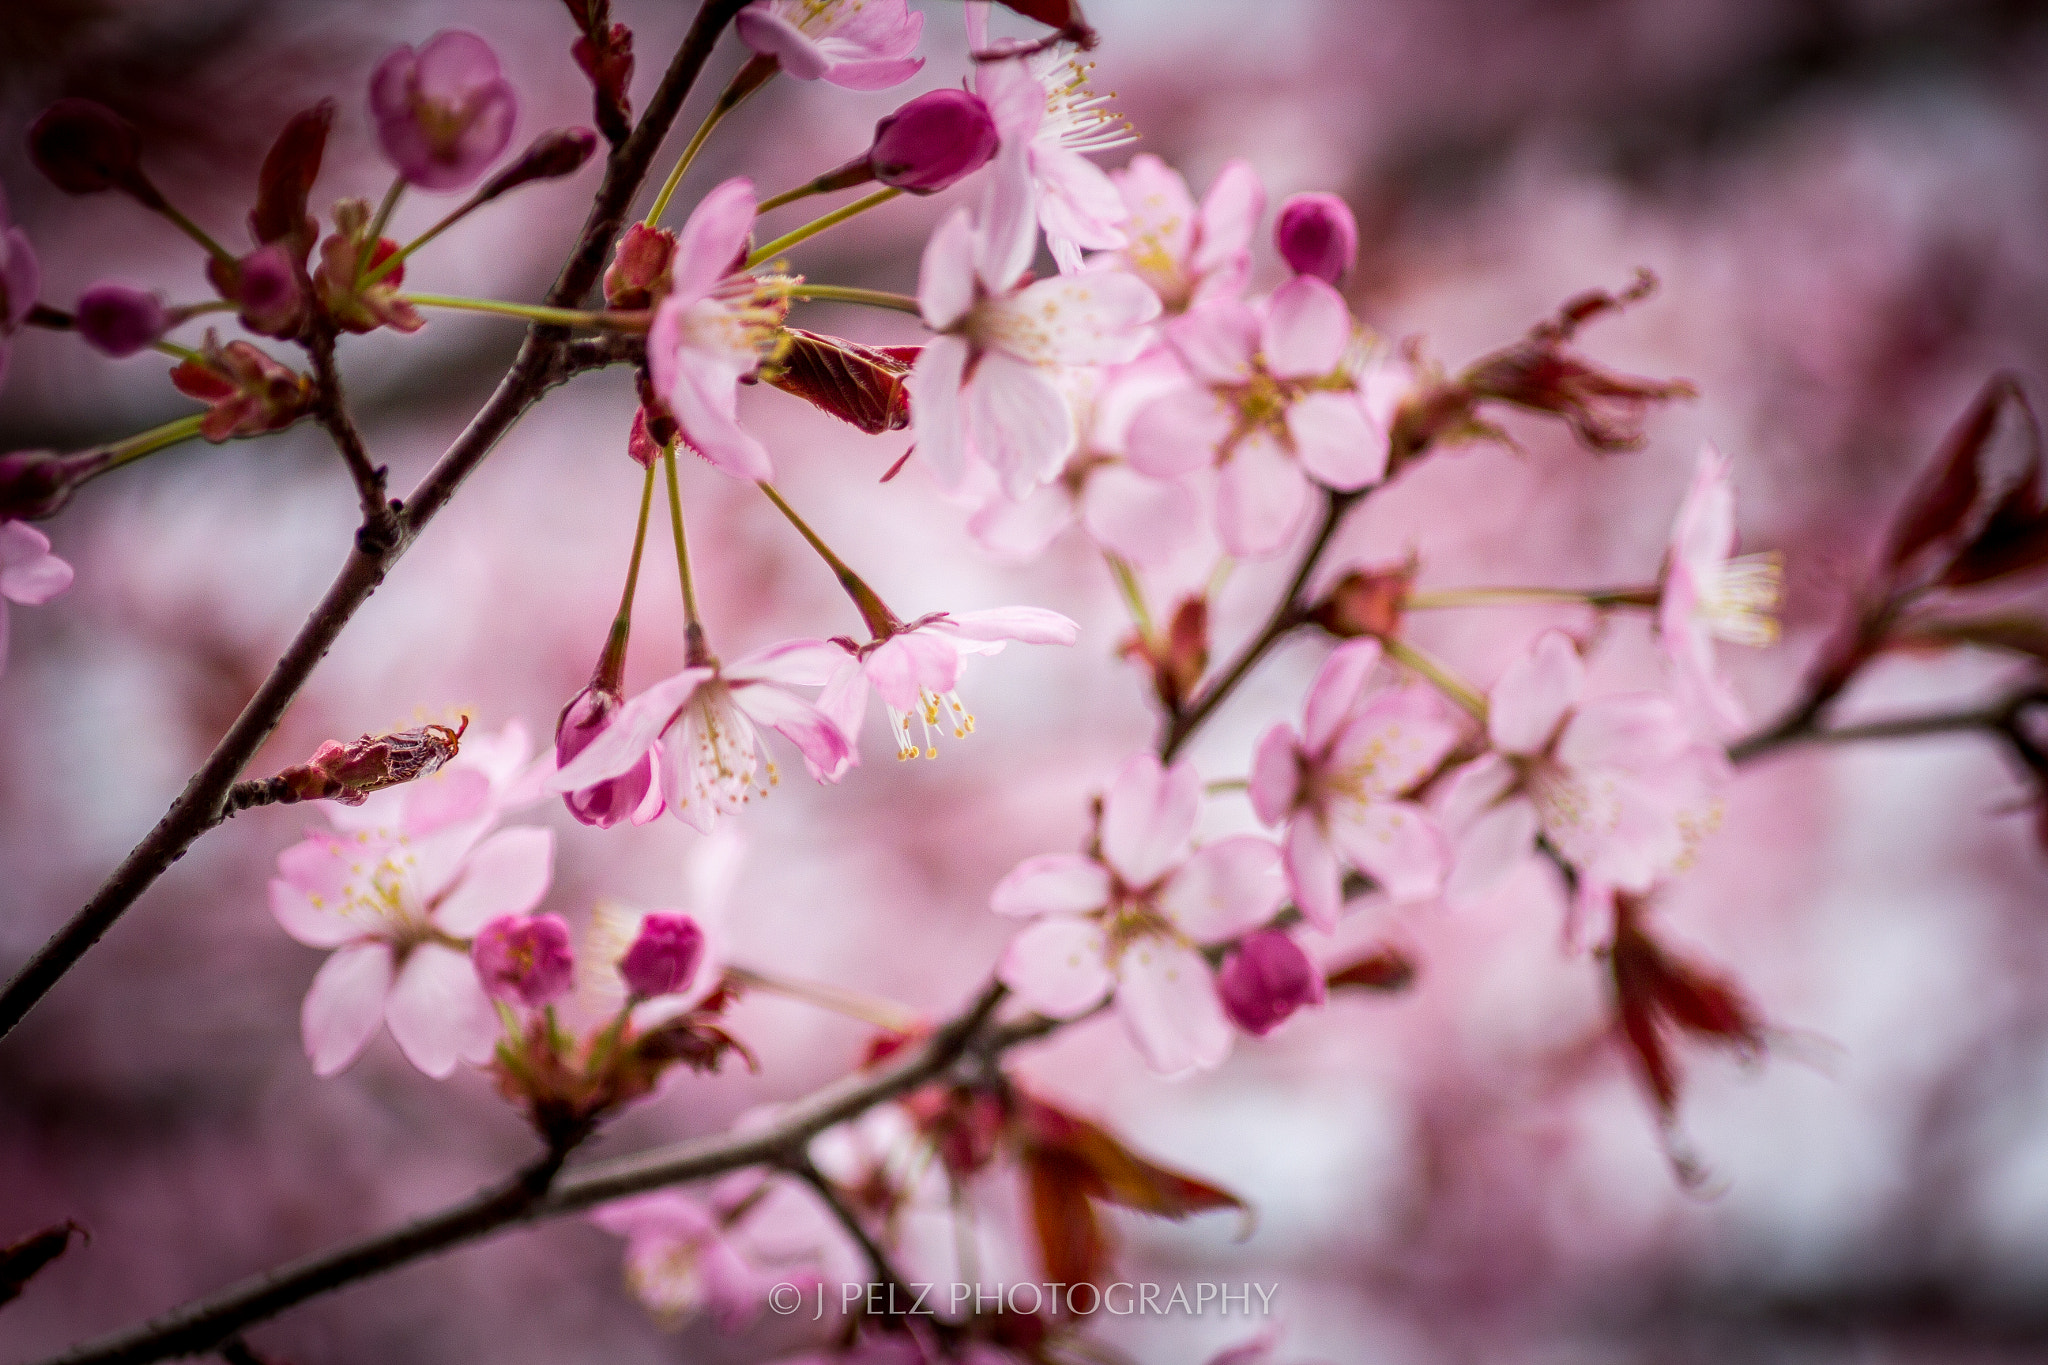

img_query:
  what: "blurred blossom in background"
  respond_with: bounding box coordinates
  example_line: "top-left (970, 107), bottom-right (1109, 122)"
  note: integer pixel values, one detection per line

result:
top-left (5, 1), bottom-right (2048, 1362)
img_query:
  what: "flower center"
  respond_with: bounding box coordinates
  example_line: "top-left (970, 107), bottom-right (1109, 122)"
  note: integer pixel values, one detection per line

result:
top-left (1037, 56), bottom-right (1136, 156)
top-left (1701, 552), bottom-right (1783, 647)
top-left (672, 682), bottom-right (778, 814)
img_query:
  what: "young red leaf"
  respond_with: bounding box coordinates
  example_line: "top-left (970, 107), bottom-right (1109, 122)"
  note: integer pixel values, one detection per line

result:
top-left (250, 102), bottom-right (334, 260)
top-left (1608, 900), bottom-right (1767, 1124)
top-left (1023, 1148), bottom-right (1114, 1290)
top-left (1021, 1099), bottom-right (1246, 1221)
top-left (767, 328), bottom-right (916, 434)
top-left (1884, 373), bottom-right (2032, 571)
top-left (1326, 946), bottom-right (1418, 993)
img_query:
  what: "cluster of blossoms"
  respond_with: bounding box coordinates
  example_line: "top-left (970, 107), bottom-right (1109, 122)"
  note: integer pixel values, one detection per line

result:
top-left (14, 0), bottom-right (2048, 1360)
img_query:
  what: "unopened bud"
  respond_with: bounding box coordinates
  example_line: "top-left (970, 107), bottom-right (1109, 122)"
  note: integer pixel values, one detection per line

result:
top-left (475, 127), bottom-right (601, 204)
top-left (869, 89), bottom-right (1000, 194)
top-left (473, 913), bottom-right (577, 1008)
top-left (0, 448), bottom-right (113, 521)
top-left (221, 244), bottom-right (304, 339)
top-left (75, 283), bottom-right (166, 357)
top-left (555, 679), bottom-right (659, 827)
top-left (28, 99), bottom-right (164, 209)
top-left (1307, 560), bottom-right (1413, 640)
top-left (1216, 929), bottom-right (1324, 1037)
top-left (618, 912), bottom-right (706, 999)
top-left (604, 223), bottom-right (676, 309)
top-left (1274, 192), bottom-right (1358, 286)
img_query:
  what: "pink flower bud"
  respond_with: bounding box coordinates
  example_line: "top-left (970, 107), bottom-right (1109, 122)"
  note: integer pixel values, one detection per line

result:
top-left (74, 283), bottom-right (167, 357)
top-left (619, 913), bottom-right (706, 999)
top-left (555, 682), bottom-right (659, 827)
top-left (370, 31), bottom-right (519, 192)
top-left (473, 913), bottom-right (576, 1008)
top-left (868, 89), bottom-right (1000, 194)
top-left (223, 244), bottom-right (305, 339)
top-left (1216, 930), bottom-right (1325, 1037)
top-left (0, 449), bottom-right (111, 522)
top-left (604, 224), bottom-right (675, 310)
top-left (473, 126), bottom-right (600, 204)
top-left (1274, 192), bottom-right (1357, 286)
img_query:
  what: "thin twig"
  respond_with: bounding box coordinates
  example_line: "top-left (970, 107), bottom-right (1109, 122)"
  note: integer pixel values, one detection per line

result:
top-left (303, 326), bottom-right (401, 552)
top-left (787, 1155), bottom-right (944, 1329)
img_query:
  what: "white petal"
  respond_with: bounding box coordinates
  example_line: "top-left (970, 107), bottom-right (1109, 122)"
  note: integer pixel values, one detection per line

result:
top-left (302, 943), bottom-right (394, 1077)
top-left (1099, 753), bottom-right (1199, 887)
top-left (1487, 631), bottom-right (1583, 755)
top-left (1157, 836), bottom-right (1285, 942)
top-left (1115, 940), bottom-right (1232, 1077)
top-left (990, 854), bottom-right (1113, 917)
top-left (431, 826), bottom-right (554, 935)
top-left (997, 918), bottom-right (1112, 1018)
top-left (384, 943), bottom-right (499, 1078)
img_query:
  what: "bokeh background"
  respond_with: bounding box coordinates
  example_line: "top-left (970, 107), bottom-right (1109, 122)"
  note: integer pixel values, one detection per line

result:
top-left (5, 1), bottom-right (2048, 1361)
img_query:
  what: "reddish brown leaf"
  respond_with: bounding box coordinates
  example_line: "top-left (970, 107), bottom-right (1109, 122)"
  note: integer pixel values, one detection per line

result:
top-left (1, 1221), bottom-right (84, 1309)
top-left (250, 102), bottom-right (334, 260)
top-left (1886, 374), bottom-right (2033, 570)
top-left (1020, 1099), bottom-right (1246, 1221)
top-left (1024, 1149), bottom-right (1113, 1290)
top-left (767, 328), bottom-right (916, 434)
top-left (1892, 615), bottom-right (2048, 664)
top-left (1609, 901), bottom-right (1767, 1122)
top-left (1326, 946), bottom-right (1417, 993)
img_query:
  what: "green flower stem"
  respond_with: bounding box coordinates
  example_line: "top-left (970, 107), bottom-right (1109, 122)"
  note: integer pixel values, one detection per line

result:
top-left (758, 482), bottom-right (896, 638)
top-left (746, 187), bottom-right (903, 270)
top-left (1106, 554), bottom-right (1155, 636)
top-left (1383, 637), bottom-right (1489, 720)
top-left (600, 462), bottom-right (660, 684)
top-left (724, 964), bottom-right (922, 1032)
top-left (156, 200), bottom-right (237, 272)
top-left (662, 446), bottom-right (707, 660)
top-left (779, 283), bottom-right (923, 316)
top-left (646, 53), bottom-right (779, 226)
top-left (1405, 584), bottom-right (1660, 610)
top-left (355, 178), bottom-right (407, 285)
top-left (98, 413), bottom-right (209, 475)
top-left (398, 293), bottom-right (649, 330)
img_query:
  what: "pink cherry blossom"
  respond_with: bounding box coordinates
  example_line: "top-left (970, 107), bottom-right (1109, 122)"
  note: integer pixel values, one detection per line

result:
top-left (75, 282), bottom-right (167, 357)
top-left (906, 207), bottom-right (1159, 497)
top-left (555, 681), bottom-right (664, 828)
top-left (369, 31), bottom-right (518, 192)
top-left (1438, 630), bottom-right (1729, 907)
top-left (736, 0), bottom-right (925, 91)
top-left (647, 177), bottom-right (791, 481)
top-left (966, 358), bottom-right (1203, 565)
top-left (1126, 277), bottom-right (1389, 558)
top-left (471, 912), bottom-right (575, 1008)
top-left (994, 754), bottom-right (1285, 1076)
top-left (815, 606), bottom-right (1079, 774)
top-left (969, 4), bottom-right (1136, 274)
top-left (546, 640), bottom-right (851, 833)
top-left (1659, 444), bottom-right (1782, 732)
top-left (1100, 154), bottom-right (1265, 313)
top-left (1249, 639), bottom-right (1462, 927)
top-left (0, 521), bottom-right (74, 674)
top-left (268, 814), bottom-right (554, 1078)
top-left (590, 1184), bottom-right (806, 1331)
top-left (618, 912), bottom-right (706, 1000)
top-left (0, 185), bottom-right (39, 392)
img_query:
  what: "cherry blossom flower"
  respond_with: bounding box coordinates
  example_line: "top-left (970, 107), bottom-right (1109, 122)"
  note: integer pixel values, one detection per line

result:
top-left (555, 680), bottom-right (664, 828)
top-left (0, 186), bottom-right (39, 391)
top-left (1126, 277), bottom-right (1388, 558)
top-left (618, 912), bottom-right (706, 1000)
top-left (736, 0), bottom-right (925, 91)
top-left (906, 206), bottom-right (1159, 497)
top-left (647, 177), bottom-right (794, 482)
top-left (1438, 630), bottom-right (1728, 906)
top-left (546, 640), bottom-right (851, 833)
top-left (1099, 154), bottom-right (1264, 313)
top-left (590, 1183), bottom-right (802, 1331)
top-left (994, 754), bottom-right (1285, 1076)
top-left (1659, 444), bottom-right (1782, 732)
top-left (269, 814), bottom-right (555, 1078)
top-left (472, 913), bottom-right (576, 1008)
top-left (370, 31), bottom-right (518, 191)
top-left (814, 607), bottom-right (1079, 773)
top-left (1249, 639), bottom-right (1461, 927)
top-left (969, 5), bottom-right (1136, 273)
top-left (965, 358), bottom-right (1202, 565)
top-left (0, 521), bottom-right (73, 674)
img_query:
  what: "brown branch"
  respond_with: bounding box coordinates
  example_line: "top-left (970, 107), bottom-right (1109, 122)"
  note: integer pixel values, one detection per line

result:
top-left (1730, 686), bottom-right (2048, 768)
top-left (0, 0), bottom-right (752, 1046)
top-left (303, 325), bottom-right (401, 552)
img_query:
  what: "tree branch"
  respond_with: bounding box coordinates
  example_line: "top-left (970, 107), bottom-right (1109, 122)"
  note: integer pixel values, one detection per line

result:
top-left (0, 0), bottom-right (751, 1045)
top-left (303, 325), bottom-right (401, 552)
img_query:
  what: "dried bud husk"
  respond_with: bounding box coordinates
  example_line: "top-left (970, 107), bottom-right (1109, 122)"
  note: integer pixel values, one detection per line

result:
top-left (1609, 895), bottom-right (1767, 1125)
top-left (1325, 945), bottom-right (1417, 993)
top-left (562, 0), bottom-right (634, 143)
top-left (604, 223), bottom-right (676, 310)
top-left (764, 328), bottom-right (918, 434)
top-left (977, 0), bottom-right (1098, 52)
top-left (28, 99), bottom-right (164, 209)
top-left (1307, 559), bottom-right (1414, 640)
top-left (1120, 596), bottom-right (1209, 712)
top-left (311, 232), bottom-right (423, 335)
top-left (265, 720), bottom-right (468, 806)
top-left (0, 447), bottom-right (114, 521)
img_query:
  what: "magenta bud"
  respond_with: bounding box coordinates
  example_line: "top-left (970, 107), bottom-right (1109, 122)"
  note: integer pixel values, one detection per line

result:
top-left (555, 681), bottom-right (659, 828)
top-left (472, 913), bottom-right (576, 1008)
top-left (1274, 192), bottom-right (1358, 286)
top-left (619, 912), bottom-right (706, 1000)
top-left (370, 30), bottom-right (520, 192)
top-left (868, 89), bottom-right (1000, 194)
top-left (0, 448), bottom-right (112, 522)
top-left (475, 127), bottom-right (600, 204)
top-left (1216, 930), bottom-right (1325, 1037)
top-left (28, 99), bottom-right (163, 208)
top-left (75, 283), bottom-right (167, 357)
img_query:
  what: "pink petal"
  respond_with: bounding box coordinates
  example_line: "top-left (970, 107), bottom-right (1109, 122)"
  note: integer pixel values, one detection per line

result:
top-left (979, 136), bottom-right (1039, 291)
top-left (1444, 795), bottom-right (1539, 908)
top-left (1287, 391), bottom-right (1386, 491)
top-left (1247, 724), bottom-right (1303, 826)
top-left (1487, 630), bottom-right (1583, 755)
top-left (1157, 835), bottom-right (1285, 942)
top-left (1557, 693), bottom-right (1692, 775)
top-left (1032, 146), bottom-right (1130, 268)
top-left (1125, 384), bottom-right (1233, 480)
top-left (1671, 443), bottom-right (1736, 578)
top-left (302, 942), bottom-right (394, 1077)
top-left (1099, 753), bottom-right (1199, 887)
top-left (969, 484), bottom-right (1074, 561)
top-left (997, 918), bottom-right (1112, 1018)
top-left (591, 1189), bottom-right (719, 1243)
top-left (1283, 818), bottom-right (1344, 931)
top-left (1216, 430), bottom-right (1312, 559)
top-left (1259, 275), bottom-right (1350, 379)
top-left (269, 859), bottom-right (363, 950)
top-left (917, 209), bottom-right (979, 331)
top-left (669, 177), bottom-right (756, 303)
top-left (861, 636), bottom-right (931, 712)
top-left (907, 334), bottom-right (970, 490)
top-left (1327, 799), bottom-right (1447, 903)
top-left (736, 8), bottom-right (833, 79)
top-left (963, 352), bottom-right (1075, 498)
top-left (550, 668), bottom-right (709, 791)
top-left (0, 522), bottom-right (72, 605)
top-left (1114, 940), bottom-right (1231, 1077)
top-left (401, 767), bottom-right (491, 836)
top-left (941, 606), bottom-right (1080, 645)
top-left (1165, 300), bottom-right (1260, 384)
top-left (1078, 465), bottom-right (1200, 566)
top-left (990, 854), bottom-right (1113, 917)
top-left (667, 337), bottom-right (773, 481)
top-left (726, 637), bottom-right (848, 687)
top-left (1435, 752), bottom-right (1518, 835)
top-left (432, 826), bottom-right (554, 935)
top-left (1322, 690), bottom-right (1463, 801)
top-left (810, 658), bottom-right (869, 780)
top-left (384, 942), bottom-right (498, 1078)
top-left (817, 55), bottom-right (925, 90)
top-left (1191, 160), bottom-right (1265, 278)
top-left (1000, 271), bottom-right (1160, 366)
top-left (1303, 638), bottom-right (1383, 753)
top-left (730, 681), bottom-right (853, 782)
top-left (971, 46), bottom-right (1047, 142)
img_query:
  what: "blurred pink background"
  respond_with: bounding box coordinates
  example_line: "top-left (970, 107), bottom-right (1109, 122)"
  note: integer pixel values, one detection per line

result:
top-left (5, 1), bottom-right (2048, 1361)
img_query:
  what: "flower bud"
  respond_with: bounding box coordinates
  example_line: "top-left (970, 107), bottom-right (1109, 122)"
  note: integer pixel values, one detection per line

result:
top-left (74, 283), bottom-right (167, 357)
top-left (604, 223), bottom-right (675, 309)
top-left (1306, 559), bottom-right (1413, 641)
top-left (28, 99), bottom-right (164, 208)
top-left (473, 913), bottom-right (577, 1008)
top-left (223, 244), bottom-right (305, 339)
top-left (556, 681), bottom-right (660, 827)
top-left (1274, 192), bottom-right (1357, 286)
top-left (0, 448), bottom-right (112, 522)
top-left (1216, 930), bottom-right (1324, 1037)
top-left (619, 912), bottom-right (706, 1000)
top-left (473, 127), bottom-right (601, 205)
top-left (868, 89), bottom-right (1000, 194)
